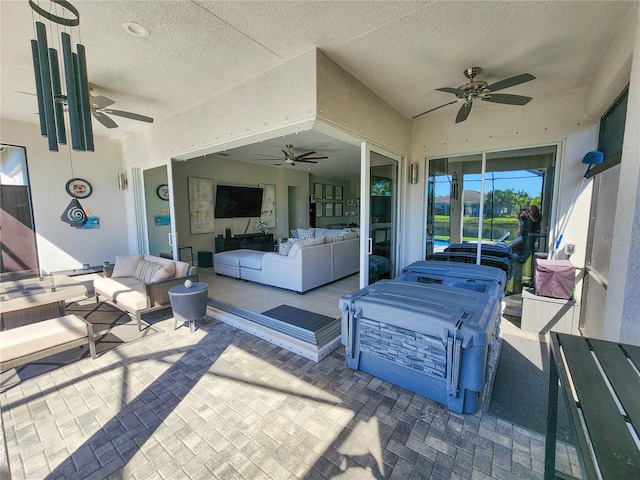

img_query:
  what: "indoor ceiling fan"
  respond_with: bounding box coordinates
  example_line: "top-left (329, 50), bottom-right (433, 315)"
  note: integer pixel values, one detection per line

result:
top-left (254, 144), bottom-right (328, 166)
top-left (413, 67), bottom-right (535, 123)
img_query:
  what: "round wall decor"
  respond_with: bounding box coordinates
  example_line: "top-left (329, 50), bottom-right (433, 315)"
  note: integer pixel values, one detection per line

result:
top-left (65, 178), bottom-right (93, 198)
top-left (157, 184), bottom-right (170, 200)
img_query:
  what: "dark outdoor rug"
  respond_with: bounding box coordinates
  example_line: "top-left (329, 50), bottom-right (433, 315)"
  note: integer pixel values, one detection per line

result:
top-left (0, 299), bottom-right (165, 389)
top-left (488, 333), bottom-right (574, 443)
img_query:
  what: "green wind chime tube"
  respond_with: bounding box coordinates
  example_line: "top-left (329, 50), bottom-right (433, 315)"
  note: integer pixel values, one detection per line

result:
top-left (30, 40), bottom-right (47, 137)
top-left (35, 21), bottom-right (57, 152)
top-left (48, 48), bottom-right (67, 145)
top-left (75, 43), bottom-right (94, 151)
top-left (71, 52), bottom-right (86, 149)
top-left (61, 32), bottom-right (82, 151)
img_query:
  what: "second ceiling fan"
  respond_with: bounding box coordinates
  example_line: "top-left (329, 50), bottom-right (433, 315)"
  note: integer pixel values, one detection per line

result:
top-left (254, 144), bottom-right (328, 166)
top-left (414, 67), bottom-right (535, 123)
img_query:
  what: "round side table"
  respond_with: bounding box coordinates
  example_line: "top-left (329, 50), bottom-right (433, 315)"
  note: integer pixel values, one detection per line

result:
top-left (168, 282), bottom-right (208, 332)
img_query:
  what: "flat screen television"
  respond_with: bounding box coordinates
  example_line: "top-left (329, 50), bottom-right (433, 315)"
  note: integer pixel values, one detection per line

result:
top-left (214, 185), bottom-right (263, 218)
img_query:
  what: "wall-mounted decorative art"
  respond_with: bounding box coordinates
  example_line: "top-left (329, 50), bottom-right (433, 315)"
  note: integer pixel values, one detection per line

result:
top-left (156, 184), bottom-right (170, 200)
top-left (65, 178), bottom-right (92, 198)
top-left (259, 183), bottom-right (276, 229)
top-left (188, 177), bottom-right (215, 234)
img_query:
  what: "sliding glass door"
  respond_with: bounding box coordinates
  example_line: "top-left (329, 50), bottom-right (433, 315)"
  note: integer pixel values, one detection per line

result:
top-left (361, 143), bottom-right (402, 286)
top-left (427, 145), bottom-right (557, 295)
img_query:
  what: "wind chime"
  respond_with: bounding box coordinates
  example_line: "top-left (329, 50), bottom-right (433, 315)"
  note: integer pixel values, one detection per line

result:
top-left (29, 0), bottom-right (92, 226)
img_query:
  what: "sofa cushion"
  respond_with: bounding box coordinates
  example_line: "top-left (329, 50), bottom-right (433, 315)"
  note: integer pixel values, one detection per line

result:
top-left (112, 254), bottom-right (143, 278)
top-left (288, 237), bottom-right (324, 257)
top-left (94, 277), bottom-right (148, 311)
top-left (151, 261), bottom-right (176, 282)
top-left (323, 234), bottom-right (345, 243)
top-left (239, 252), bottom-right (267, 269)
top-left (343, 231), bottom-right (359, 240)
top-left (135, 259), bottom-right (165, 283)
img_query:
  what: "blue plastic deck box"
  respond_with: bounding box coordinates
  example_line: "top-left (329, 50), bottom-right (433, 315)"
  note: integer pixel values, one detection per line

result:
top-left (340, 262), bottom-right (504, 414)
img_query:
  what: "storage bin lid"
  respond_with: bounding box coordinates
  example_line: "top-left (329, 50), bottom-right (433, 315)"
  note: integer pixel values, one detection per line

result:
top-left (339, 280), bottom-right (501, 347)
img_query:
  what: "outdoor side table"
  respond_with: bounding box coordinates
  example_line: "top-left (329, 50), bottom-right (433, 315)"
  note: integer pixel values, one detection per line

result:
top-left (545, 332), bottom-right (640, 479)
top-left (168, 282), bottom-right (208, 333)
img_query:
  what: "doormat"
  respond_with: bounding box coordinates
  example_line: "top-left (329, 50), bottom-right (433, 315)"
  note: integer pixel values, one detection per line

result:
top-left (1, 299), bottom-right (164, 390)
top-left (262, 304), bottom-right (340, 345)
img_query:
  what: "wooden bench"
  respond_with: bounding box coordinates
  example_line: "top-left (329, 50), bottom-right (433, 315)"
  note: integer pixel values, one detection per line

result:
top-left (0, 315), bottom-right (96, 371)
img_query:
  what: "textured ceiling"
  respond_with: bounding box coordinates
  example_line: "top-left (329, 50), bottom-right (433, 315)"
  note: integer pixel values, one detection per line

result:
top-left (0, 0), bottom-right (634, 177)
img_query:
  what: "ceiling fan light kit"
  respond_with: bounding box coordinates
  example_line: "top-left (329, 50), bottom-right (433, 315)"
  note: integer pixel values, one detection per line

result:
top-left (414, 66), bottom-right (535, 124)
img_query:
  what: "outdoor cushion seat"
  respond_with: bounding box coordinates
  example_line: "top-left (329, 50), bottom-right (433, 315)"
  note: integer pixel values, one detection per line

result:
top-left (0, 315), bottom-right (96, 371)
top-left (239, 252), bottom-right (267, 270)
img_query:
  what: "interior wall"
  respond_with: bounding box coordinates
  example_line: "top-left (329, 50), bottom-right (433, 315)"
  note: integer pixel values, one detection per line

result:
top-left (309, 174), bottom-right (352, 228)
top-left (0, 118), bottom-right (129, 272)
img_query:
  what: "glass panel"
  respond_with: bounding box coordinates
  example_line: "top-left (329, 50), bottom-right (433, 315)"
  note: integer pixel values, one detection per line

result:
top-left (426, 158), bottom-right (452, 258)
top-left (0, 145), bottom-right (40, 279)
top-left (369, 152), bottom-right (398, 284)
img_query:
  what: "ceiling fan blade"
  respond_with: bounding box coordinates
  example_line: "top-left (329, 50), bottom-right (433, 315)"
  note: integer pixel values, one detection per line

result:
top-left (482, 93), bottom-right (532, 106)
top-left (455, 102), bottom-right (473, 123)
top-left (92, 111), bottom-right (118, 129)
top-left (487, 73), bottom-right (535, 92)
top-left (103, 109), bottom-right (154, 123)
top-left (436, 87), bottom-right (463, 95)
top-left (91, 95), bottom-right (115, 109)
top-left (297, 156), bottom-right (327, 160)
top-left (296, 159), bottom-right (317, 164)
top-left (413, 100), bottom-right (461, 119)
top-left (295, 151), bottom-right (316, 159)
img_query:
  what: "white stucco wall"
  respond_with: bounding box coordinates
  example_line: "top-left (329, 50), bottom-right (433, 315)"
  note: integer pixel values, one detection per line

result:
top-left (0, 118), bottom-right (129, 272)
top-left (603, 6), bottom-right (640, 345)
top-left (315, 51), bottom-right (412, 156)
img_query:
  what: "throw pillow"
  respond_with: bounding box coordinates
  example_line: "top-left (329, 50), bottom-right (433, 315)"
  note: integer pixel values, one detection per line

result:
top-left (290, 229), bottom-right (299, 238)
top-left (111, 254), bottom-right (143, 278)
top-left (134, 259), bottom-right (164, 284)
top-left (295, 228), bottom-right (315, 240)
top-left (151, 261), bottom-right (176, 282)
top-left (278, 239), bottom-right (297, 256)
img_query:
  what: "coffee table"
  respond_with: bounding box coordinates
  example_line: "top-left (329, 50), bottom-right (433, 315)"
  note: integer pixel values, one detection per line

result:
top-left (0, 275), bottom-right (88, 330)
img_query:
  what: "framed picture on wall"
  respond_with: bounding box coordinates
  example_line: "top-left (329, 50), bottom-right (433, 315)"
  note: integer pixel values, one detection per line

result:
top-left (316, 202), bottom-right (323, 217)
top-left (325, 185), bottom-right (334, 200)
top-left (325, 202), bottom-right (334, 217)
top-left (314, 183), bottom-right (324, 199)
top-left (335, 186), bottom-right (343, 201)
top-left (335, 203), bottom-right (343, 216)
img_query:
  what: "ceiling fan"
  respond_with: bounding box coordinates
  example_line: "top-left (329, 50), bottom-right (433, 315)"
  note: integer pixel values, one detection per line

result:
top-left (20, 83), bottom-right (154, 129)
top-left (254, 144), bottom-right (328, 166)
top-left (413, 67), bottom-right (535, 123)
top-left (87, 84), bottom-right (153, 129)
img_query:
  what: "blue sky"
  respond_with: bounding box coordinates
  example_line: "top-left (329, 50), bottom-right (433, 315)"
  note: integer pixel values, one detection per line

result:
top-left (435, 170), bottom-right (543, 198)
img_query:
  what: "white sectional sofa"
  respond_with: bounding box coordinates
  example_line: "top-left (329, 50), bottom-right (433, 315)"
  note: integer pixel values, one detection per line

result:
top-left (94, 254), bottom-right (197, 330)
top-left (214, 229), bottom-right (359, 293)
